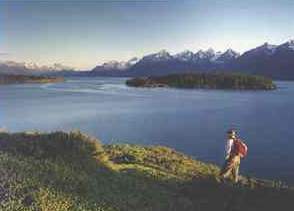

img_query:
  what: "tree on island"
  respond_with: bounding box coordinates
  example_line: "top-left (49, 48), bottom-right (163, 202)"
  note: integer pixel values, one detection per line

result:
top-left (126, 72), bottom-right (276, 90)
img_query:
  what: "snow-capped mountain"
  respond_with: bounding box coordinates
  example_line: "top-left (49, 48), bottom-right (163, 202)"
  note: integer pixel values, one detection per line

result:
top-left (216, 49), bottom-right (240, 63)
top-left (204, 48), bottom-right (218, 60)
top-left (191, 49), bottom-right (222, 62)
top-left (3, 39), bottom-right (294, 79)
top-left (174, 50), bottom-right (194, 61)
top-left (101, 60), bottom-right (128, 70)
top-left (194, 49), bottom-right (213, 61)
top-left (127, 57), bottom-right (139, 66)
top-left (243, 42), bottom-right (277, 57)
top-left (164, 48), bottom-right (235, 63)
top-left (91, 48), bottom-right (241, 76)
top-left (140, 50), bottom-right (173, 62)
top-left (92, 57), bottom-right (139, 72)
top-left (90, 39), bottom-right (294, 79)
top-left (221, 49), bottom-right (240, 58)
top-left (0, 61), bottom-right (74, 75)
top-left (235, 40), bottom-right (294, 60)
top-left (276, 40), bottom-right (294, 51)
top-left (25, 63), bottom-right (74, 71)
top-left (229, 39), bottom-right (294, 79)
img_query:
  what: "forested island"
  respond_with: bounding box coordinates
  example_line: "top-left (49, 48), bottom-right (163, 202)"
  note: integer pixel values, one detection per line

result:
top-left (0, 74), bottom-right (64, 85)
top-left (0, 131), bottom-right (292, 210)
top-left (126, 73), bottom-right (277, 90)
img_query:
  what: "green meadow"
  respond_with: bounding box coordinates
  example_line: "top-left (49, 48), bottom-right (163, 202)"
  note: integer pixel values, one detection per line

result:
top-left (0, 131), bottom-right (292, 211)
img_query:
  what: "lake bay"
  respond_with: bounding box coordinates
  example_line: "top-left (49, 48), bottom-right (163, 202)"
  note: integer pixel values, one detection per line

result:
top-left (1, 77), bottom-right (293, 183)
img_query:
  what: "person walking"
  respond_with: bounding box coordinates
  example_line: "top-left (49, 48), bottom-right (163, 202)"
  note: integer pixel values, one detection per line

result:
top-left (220, 129), bottom-right (248, 183)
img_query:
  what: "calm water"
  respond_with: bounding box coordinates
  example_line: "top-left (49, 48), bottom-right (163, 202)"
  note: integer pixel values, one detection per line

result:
top-left (1, 77), bottom-right (294, 183)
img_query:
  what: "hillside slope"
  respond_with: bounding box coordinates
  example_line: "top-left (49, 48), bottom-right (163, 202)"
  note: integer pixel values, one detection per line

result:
top-left (0, 131), bottom-right (293, 211)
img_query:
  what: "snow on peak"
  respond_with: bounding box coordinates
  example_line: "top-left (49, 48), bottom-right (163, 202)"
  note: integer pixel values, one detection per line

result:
top-left (100, 57), bottom-right (139, 70)
top-left (101, 60), bottom-right (128, 70)
top-left (175, 50), bottom-right (194, 61)
top-left (156, 50), bottom-right (171, 58)
top-left (142, 50), bottom-right (172, 62)
top-left (194, 50), bottom-right (207, 59)
top-left (50, 63), bottom-right (74, 71)
top-left (0, 61), bottom-right (74, 71)
top-left (194, 49), bottom-right (217, 60)
top-left (279, 40), bottom-right (294, 50)
top-left (214, 49), bottom-right (239, 63)
top-left (287, 40), bottom-right (294, 50)
top-left (261, 42), bottom-right (276, 50)
top-left (285, 39), bottom-right (294, 45)
top-left (222, 49), bottom-right (240, 58)
top-left (246, 42), bottom-right (277, 55)
top-left (205, 48), bottom-right (215, 56)
top-left (1, 61), bottom-right (26, 67)
top-left (127, 57), bottom-right (139, 66)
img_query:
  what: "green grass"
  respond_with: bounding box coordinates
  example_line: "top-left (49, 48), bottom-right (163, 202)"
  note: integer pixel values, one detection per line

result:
top-left (0, 131), bottom-right (293, 210)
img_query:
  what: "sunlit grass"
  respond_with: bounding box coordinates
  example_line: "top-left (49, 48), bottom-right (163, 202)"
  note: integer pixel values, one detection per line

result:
top-left (0, 131), bottom-right (293, 210)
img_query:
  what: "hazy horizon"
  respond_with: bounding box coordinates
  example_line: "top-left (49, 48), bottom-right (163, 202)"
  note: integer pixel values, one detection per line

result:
top-left (2, 0), bottom-right (294, 69)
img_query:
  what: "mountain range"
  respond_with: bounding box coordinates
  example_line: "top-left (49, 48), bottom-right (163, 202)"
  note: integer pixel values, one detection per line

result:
top-left (1, 39), bottom-right (294, 79)
top-left (91, 40), bottom-right (294, 79)
top-left (0, 61), bottom-right (75, 75)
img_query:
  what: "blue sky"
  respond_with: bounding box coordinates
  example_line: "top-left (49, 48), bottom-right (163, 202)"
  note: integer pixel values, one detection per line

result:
top-left (1, 0), bottom-right (294, 69)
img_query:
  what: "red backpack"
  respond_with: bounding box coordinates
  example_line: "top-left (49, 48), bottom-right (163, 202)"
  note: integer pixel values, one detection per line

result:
top-left (233, 139), bottom-right (248, 158)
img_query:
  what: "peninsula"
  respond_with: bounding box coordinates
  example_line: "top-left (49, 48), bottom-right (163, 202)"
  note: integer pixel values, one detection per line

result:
top-left (0, 74), bottom-right (64, 85)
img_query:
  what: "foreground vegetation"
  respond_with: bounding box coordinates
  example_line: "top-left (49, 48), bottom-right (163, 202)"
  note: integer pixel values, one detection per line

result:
top-left (126, 73), bottom-right (277, 90)
top-left (0, 74), bottom-right (64, 85)
top-left (0, 131), bottom-right (292, 211)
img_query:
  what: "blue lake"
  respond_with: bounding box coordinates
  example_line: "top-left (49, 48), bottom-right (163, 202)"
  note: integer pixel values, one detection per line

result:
top-left (1, 77), bottom-right (294, 183)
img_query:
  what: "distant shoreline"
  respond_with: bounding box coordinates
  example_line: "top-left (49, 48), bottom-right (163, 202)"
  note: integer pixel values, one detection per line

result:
top-left (126, 73), bottom-right (277, 90)
top-left (0, 74), bottom-right (64, 85)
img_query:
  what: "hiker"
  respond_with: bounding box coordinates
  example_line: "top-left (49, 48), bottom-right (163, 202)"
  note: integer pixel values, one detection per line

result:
top-left (220, 129), bottom-right (248, 183)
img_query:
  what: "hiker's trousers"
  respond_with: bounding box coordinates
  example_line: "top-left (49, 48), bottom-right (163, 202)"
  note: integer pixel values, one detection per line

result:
top-left (220, 154), bottom-right (240, 183)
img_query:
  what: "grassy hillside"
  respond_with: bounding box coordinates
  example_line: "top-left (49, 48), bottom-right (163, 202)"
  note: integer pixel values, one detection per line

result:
top-left (126, 73), bottom-right (276, 90)
top-left (0, 131), bottom-right (293, 211)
